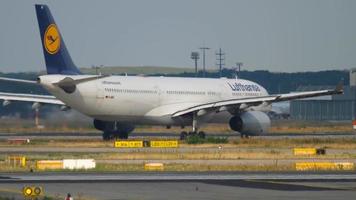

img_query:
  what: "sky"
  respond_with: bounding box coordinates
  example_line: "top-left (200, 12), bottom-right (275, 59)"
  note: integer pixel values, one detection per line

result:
top-left (0, 0), bottom-right (355, 73)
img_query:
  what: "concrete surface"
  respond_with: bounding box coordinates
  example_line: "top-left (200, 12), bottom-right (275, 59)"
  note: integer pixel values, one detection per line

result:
top-left (0, 172), bottom-right (356, 200)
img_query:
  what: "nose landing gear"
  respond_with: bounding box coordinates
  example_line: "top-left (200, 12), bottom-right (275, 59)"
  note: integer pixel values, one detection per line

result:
top-left (179, 112), bottom-right (206, 140)
top-left (179, 131), bottom-right (206, 140)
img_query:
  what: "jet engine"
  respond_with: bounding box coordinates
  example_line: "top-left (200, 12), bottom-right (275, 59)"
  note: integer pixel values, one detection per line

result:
top-left (93, 119), bottom-right (135, 140)
top-left (229, 111), bottom-right (270, 136)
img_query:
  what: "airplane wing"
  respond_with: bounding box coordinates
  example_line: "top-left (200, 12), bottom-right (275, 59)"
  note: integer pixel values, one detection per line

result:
top-left (0, 92), bottom-right (64, 105)
top-left (172, 83), bottom-right (343, 117)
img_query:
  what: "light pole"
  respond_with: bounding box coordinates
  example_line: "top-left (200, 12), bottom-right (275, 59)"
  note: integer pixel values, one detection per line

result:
top-left (236, 62), bottom-right (243, 78)
top-left (191, 52), bottom-right (200, 77)
top-left (199, 47), bottom-right (210, 77)
top-left (216, 48), bottom-right (225, 77)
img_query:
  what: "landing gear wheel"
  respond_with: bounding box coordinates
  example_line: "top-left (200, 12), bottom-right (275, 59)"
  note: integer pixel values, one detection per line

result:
top-left (188, 131), bottom-right (197, 136)
top-left (102, 132), bottom-right (112, 141)
top-left (198, 131), bottom-right (206, 139)
top-left (240, 134), bottom-right (250, 139)
top-left (180, 131), bottom-right (188, 140)
top-left (118, 132), bottom-right (129, 139)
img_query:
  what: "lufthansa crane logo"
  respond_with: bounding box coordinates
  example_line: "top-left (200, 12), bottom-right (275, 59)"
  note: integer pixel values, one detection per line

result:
top-left (44, 24), bottom-right (60, 54)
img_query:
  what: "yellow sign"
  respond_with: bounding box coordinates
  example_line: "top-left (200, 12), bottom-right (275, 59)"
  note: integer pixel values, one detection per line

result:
top-left (44, 24), bottom-right (60, 54)
top-left (293, 148), bottom-right (317, 156)
top-left (36, 160), bottom-right (63, 170)
top-left (144, 163), bottom-right (164, 171)
top-left (8, 156), bottom-right (26, 167)
top-left (115, 141), bottom-right (143, 148)
top-left (150, 140), bottom-right (178, 148)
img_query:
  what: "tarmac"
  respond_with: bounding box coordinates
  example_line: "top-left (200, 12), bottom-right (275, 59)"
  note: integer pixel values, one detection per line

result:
top-left (0, 172), bottom-right (356, 200)
top-left (0, 131), bottom-right (355, 140)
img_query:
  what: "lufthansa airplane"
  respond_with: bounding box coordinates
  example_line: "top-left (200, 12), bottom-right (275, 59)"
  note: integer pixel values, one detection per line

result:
top-left (0, 5), bottom-right (343, 140)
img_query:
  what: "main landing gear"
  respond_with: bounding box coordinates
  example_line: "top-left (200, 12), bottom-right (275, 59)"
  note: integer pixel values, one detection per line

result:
top-left (179, 112), bottom-right (206, 140)
top-left (103, 131), bottom-right (129, 140)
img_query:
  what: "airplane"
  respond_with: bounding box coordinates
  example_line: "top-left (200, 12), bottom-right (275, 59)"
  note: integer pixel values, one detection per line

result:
top-left (0, 4), bottom-right (343, 140)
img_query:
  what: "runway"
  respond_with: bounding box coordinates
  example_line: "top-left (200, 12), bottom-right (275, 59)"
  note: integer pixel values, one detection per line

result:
top-left (2, 171), bottom-right (356, 182)
top-left (1, 172), bottom-right (356, 200)
top-left (0, 131), bottom-right (355, 140)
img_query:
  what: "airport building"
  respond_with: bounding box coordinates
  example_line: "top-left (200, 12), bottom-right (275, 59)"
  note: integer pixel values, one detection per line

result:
top-left (290, 70), bottom-right (356, 121)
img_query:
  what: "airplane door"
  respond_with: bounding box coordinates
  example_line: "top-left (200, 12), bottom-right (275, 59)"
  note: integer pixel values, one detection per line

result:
top-left (154, 85), bottom-right (162, 106)
top-left (220, 81), bottom-right (231, 100)
top-left (96, 80), bottom-right (105, 108)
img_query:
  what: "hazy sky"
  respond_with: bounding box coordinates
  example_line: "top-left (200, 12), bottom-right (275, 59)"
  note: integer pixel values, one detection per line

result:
top-left (0, 0), bottom-right (355, 73)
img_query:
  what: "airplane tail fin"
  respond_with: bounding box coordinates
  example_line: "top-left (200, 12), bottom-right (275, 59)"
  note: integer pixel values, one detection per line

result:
top-left (35, 4), bottom-right (81, 75)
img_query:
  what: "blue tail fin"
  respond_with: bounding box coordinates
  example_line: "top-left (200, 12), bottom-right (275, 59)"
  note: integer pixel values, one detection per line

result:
top-left (35, 4), bottom-right (81, 75)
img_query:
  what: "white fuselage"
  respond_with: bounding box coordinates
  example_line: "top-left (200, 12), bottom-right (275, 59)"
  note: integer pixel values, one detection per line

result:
top-left (39, 75), bottom-right (269, 126)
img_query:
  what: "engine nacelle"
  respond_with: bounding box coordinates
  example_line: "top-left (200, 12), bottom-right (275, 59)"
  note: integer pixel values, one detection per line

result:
top-left (229, 111), bottom-right (271, 136)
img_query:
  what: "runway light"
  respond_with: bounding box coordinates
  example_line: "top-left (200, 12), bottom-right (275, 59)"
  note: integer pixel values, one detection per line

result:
top-left (34, 187), bottom-right (42, 195)
top-left (23, 187), bottom-right (33, 196)
top-left (23, 186), bottom-right (43, 197)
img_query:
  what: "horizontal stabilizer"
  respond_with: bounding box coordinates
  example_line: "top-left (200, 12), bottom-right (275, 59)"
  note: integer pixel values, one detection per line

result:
top-left (0, 77), bottom-right (38, 84)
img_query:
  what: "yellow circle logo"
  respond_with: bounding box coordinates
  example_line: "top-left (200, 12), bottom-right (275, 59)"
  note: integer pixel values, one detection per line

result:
top-left (44, 24), bottom-right (60, 54)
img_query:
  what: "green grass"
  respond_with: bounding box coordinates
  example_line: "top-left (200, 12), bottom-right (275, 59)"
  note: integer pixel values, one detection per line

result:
top-left (6, 163), bottom-right (295, 172)
top-left (73, 163), bottom-right (295, 172)
top-left (205, 137), bottom-right (229, 144)
top-left (231, 137), bottom-right (356, 148)
top-left (186, 135), bottom-right (228, 144)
